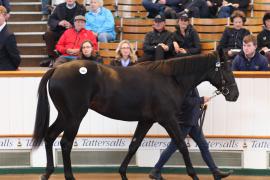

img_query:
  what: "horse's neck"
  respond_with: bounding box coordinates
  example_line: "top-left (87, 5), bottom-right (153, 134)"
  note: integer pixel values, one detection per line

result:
top-left (179, 73), bottom-right (207, 94)
top-left (172, 55), bottom-right (215, 91)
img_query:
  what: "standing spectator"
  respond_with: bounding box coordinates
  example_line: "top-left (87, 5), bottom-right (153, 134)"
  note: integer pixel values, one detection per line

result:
top-left (140, 15), bottom-right (173, 61)
top-left (217, 10), bottom-right (250, 61)
top-left (42, 0), bottom-right (86, 67)
top-left (0, 6), bottom-right (21, 70)
top-left (85, 0), bottom-right (115, 42)
top-left (257, 12), bottom-right (270, 63)
top-left (149, 88), bottom-right (233, 180)
top-left (110, 40), bottom-right (137, 67)
top-left (217, 0), bottom-right (250, 18)
top-left (79, 40), bottom-right (103, 63)
top-left (172, 13), bottom-right (201, 57)
top-left (53, 15), bottom-right (97, 67)
top-left (0, 0), bottom-right (10, 19)
top-left (232, 35), bottom-right (269, 71)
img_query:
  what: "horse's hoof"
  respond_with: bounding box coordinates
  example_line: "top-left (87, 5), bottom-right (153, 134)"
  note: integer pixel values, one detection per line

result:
top-left (192, 176), bottom-right (199, 180)
top-left (40, 175), bottom-right (48, 180)
top-left (65, 176), bottom-right (76, 180)
top-left (120, 175), bottom-right (128, 180)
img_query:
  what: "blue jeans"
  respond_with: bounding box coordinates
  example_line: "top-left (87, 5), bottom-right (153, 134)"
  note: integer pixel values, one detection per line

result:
top-left (98, 33), bottom-right (115, 42)
top-left (217, 6), bottom-right (232, 18)
top-left (154, 124), bottom-right (218, 172)
top-left (142, 0), bottom-right (165, 17)
top-left (41, 0), bottom-right (49, 15)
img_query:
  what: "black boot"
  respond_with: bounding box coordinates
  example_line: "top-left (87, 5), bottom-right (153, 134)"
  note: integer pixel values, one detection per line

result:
top-left (149, 168), bottom-right (166, 180)
top-left (213, 169), bottom-right (233, 180)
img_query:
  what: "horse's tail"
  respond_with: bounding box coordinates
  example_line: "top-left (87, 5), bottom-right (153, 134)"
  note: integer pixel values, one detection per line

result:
top-left (32, 68), bottom-right (56, 148)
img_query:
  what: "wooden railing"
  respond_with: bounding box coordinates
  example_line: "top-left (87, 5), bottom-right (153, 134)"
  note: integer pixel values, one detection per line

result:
top-left (1, 70), bottom-right (270, 78)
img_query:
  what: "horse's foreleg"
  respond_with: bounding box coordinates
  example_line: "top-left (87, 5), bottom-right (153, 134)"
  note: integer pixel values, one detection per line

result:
top-left (41, 115), bottom-right (64, 180)
top-left (160, 120), bottom-right (199, 180)
top-left (119, 121), bottom-right (153, 180)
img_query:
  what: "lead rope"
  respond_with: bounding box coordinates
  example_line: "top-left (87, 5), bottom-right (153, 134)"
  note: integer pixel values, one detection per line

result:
top-left (199, 90), bottom-right (222, 133)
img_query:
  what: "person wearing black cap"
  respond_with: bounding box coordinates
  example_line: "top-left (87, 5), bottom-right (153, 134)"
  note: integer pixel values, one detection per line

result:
top-left (149, 87), bottom-right (233, 180)
top-left (140, 14), bottom-right (173, 61)
top-left (172, 13), bottom-right (201, 57)
top-left (257, 12), bottom-right (270, 63)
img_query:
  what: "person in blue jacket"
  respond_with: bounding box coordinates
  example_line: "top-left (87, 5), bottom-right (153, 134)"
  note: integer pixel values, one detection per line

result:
top-left (85, 0), bottom-right (115, 42)
top-left (232, 34), bottom-right (269, 71)
top-left (149, 88), bottom-right (233, 180)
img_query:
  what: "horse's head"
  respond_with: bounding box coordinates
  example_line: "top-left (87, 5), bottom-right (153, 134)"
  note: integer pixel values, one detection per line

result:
top-left (207, 50), bottom-right (239, 102)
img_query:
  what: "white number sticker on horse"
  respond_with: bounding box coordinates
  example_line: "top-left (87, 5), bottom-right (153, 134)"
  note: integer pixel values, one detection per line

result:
top-left (79, 67), bottom-right (87, 74)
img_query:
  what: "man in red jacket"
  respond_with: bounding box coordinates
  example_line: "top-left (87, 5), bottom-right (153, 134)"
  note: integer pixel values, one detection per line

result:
top-left (53, 15), bottom-right (97, 67)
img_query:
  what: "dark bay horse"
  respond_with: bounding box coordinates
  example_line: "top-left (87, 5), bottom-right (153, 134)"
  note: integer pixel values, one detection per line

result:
top-left (32, 51), bottom-right (239, 180)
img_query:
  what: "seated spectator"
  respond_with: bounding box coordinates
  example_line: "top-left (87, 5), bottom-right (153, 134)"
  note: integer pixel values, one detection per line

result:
top-left (53, 15), bottom-right (97, 67)
top-left (110, 40), bottom-right (137, 67)
top-left (42, 0), bottom-right (86, 67)
top-left (217, 10), bottom-right (250, 61)
top-left (206, 0), bottom-right (223, 18)
top-left (0, 0), bottom-right (10, 19)
top-left (217, 0), bottom-right (250, 18)
top-left (232, 35), bottom-right (269, 71)
top-left (140, 15), bottom-right (173, 61)
top-left (177, 0), bottom-right (212, 18)
top-left (172, 13), bottom-right (201, 57)
top-left (85, 0), bottom-right (115, 42)
top-left (79, 40), bottom-right (103, 63)
top-left (0, 6), bottom-right (21, 70)
top-left (257, 12), bottom-right (270, 63)
top-left (142, 0), bottom-right (210, 19)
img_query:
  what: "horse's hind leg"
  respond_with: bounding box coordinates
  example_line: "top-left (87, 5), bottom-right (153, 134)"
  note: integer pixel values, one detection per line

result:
top-left (119, 121), bottom-right (153, 180)
top-left (41, 115), bottom-right (64, 180)
top-left (60, 108), bottom-right (87, 180)
top-left (160, 120), bottom-right (199, 180)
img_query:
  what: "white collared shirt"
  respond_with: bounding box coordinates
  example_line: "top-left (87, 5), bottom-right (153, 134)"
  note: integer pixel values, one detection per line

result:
top-left (0, 22), bottom-right (6, 32)
top-left (66, 3), bottom-right (76, 9)
top-left (120, 59), bottom-right (130, 67)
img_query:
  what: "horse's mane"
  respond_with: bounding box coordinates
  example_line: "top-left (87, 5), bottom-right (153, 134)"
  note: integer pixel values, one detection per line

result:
top-left (135, 52), bottom-right (217, 76)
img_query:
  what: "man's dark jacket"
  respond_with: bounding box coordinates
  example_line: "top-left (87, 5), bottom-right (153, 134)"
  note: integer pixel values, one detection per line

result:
top-left (0, 25), bottom-right (21, 70)
top-left (48, 2), bottom-right (86, 33)
top-left (143, 29), bottom-right (173, 54)
top-left (257, 28), bottom-right (270, 51)
top-left (178, 88), bottom-right (204, 126)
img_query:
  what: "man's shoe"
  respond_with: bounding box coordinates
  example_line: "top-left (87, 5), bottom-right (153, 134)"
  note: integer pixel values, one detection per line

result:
top-left (149, 168), bottom-right (165, 180)
top-left (40, 58), bottom-right (53, 67)
top-left (213, 169), bottom-right (233, 180)
top-left (41, 15), bottom-right (48, 21)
